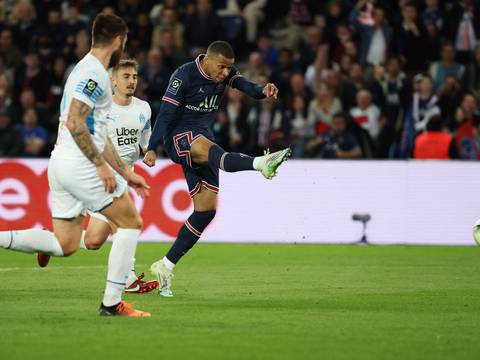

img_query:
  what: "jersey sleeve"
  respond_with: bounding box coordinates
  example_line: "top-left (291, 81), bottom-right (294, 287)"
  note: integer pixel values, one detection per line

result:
top-left (140, 102), bottom-right (152, 151)
top-left (148, 67), bottom-right (189, 151)
top-left (71, 69), bottom-right (108, 109)
top-left (226, 67), bottom-right (265, 100)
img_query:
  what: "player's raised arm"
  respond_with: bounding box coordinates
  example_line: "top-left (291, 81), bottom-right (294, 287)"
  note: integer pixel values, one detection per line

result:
top-left (227, 69), bottom-right (278, 100)
top-left (144, 68), bottom-right (188, 167)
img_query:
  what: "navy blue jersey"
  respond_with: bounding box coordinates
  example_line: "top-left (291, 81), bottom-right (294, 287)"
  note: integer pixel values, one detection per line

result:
top-left (148, 54), bottom-right (265, 150)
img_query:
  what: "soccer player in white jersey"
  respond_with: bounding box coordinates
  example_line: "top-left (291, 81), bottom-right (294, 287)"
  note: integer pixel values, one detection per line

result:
top-left (80, 59), bottom-right (158, 293)
top-left (0, 14), bottom-right (151, 317)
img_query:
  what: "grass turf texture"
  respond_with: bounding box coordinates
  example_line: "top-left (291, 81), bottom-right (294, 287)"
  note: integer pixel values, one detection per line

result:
top-left (1, 244), bottom-right (480, 360)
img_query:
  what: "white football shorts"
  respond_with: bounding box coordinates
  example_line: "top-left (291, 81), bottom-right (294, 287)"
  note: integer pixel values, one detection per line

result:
top-left (48, 156), bottom-right (127, 219)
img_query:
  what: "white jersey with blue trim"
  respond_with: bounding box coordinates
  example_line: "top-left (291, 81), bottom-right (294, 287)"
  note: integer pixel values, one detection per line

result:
top-left (107, 97), bottom-right (152, 168)
top-left (52, 52), bottom-right (112, 159)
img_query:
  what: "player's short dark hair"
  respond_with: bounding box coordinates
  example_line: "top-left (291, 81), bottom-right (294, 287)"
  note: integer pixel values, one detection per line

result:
top-left (112, 59), bottom-right (138, 73)
top-left (207, 41), bottom-right (235, 59)
top-left (92, 13), bottom-right (128, 48)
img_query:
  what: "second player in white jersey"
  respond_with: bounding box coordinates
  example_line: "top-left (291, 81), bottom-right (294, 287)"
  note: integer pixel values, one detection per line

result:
top-left (107, 97), bottom-right (151, 168)
top-left (83, 59), bottom-right (158, 294)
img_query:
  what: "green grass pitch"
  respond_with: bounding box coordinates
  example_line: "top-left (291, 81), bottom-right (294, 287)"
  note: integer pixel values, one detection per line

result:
top-left (1, 243), bottom-right (480, 360)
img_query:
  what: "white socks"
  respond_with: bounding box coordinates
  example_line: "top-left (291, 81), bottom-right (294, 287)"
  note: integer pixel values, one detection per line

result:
top-left (102, 228), bottom-right (140, 307)
top-left (253, 156), bottom-right (262, 170)
top-left (125, 257), bottom-right (137, 288)
top-left (0, 229), bottom-right (63, 256)
top-left (163, 256), bottom-right (176, 271)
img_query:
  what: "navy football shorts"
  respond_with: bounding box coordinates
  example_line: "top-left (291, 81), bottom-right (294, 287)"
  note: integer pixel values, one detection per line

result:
top-left (164, 128), bottom-right (219, 197)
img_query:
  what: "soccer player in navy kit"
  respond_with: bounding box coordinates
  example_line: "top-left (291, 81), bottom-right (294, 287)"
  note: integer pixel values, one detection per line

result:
top-left (143, 41), bottom-right (290, 297)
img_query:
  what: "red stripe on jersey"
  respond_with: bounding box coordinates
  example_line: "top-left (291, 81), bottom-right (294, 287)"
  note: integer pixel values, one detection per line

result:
top-left (162, 96), bottom-right (179, 106)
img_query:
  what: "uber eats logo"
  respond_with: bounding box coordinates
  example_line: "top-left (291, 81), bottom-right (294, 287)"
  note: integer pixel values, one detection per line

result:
top-left (116, 127), bottom-right (139, 146)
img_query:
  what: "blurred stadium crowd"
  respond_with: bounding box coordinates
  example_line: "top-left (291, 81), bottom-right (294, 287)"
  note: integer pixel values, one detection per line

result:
top-left (0, 0), bottom-right (480, 160)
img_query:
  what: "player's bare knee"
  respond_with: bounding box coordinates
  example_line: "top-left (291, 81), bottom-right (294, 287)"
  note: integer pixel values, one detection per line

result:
top-left (61, 243), bottom-right (78, 257)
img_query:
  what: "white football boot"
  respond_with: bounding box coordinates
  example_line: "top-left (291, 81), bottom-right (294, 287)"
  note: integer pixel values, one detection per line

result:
top-left (150, 260), bottom-right (174, 297)
top-left (256, 147), bottom-right (291, 180)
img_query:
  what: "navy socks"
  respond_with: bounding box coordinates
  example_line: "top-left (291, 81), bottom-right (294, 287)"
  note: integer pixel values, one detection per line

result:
top-left (208, 144), bottom-right (254, 172)
top-left (166, 210), bottom-right (216, 264)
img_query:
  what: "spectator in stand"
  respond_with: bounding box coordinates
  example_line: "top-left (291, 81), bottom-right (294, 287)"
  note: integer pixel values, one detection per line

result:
top-left (407, 74), bottom-right (441, 133)
top-left (285, 0), bottom-right (322, 49)
top-left (325, 68), bottom-right (357, 111)
top-left (246, 95), bottom-right (287, 154)
top-left (256, 33), bottom-right (280, 72)
top-left (38, 8), bottom-right (65, 53)
top-left (396, 2), bottom-right (428, 74)
top-left (45, 56), bottom-right (68, 131)
top-left (213, 109), bottom-right (230, 151)
top-left (307, 81), bottom-right (343, 134)
top-left (463, 46), bottom-right (480, 97)
top-left (349, 1), bottom-right (393, 67)
top-left (370, 57), bottom-right (411, 157)
top-left (242, 51), bottom-right (270, 86)
top-left (151, 7), bottom-right (185, 51)
top-left (63, 5), bottom-right (86, 42)
top-left (156, 29), bottom-right (188, 71)
top-left (285, 73), bottom-right (312, 113)
top-left (290, 95), bottom-right (312, 158)
top-left (348, 63), bottom-right (367, 92)
top-left (437, 75), bottom-right (464, 129)
top-left (138, 48), bottom-right (170, 115)
top-left (454, 93), bottom-right (480, 152)
top-left (0, 110), bottom-right (24, 157)
top-left (414, 115), bottom-right (456, 159)
top-left (306, 112), bottom-right (362, 159)
top-left (184, 0), bottom-right (223, 56)
top-left (0, 74), bottom-right (18, 120)
top-left (324, 0), bottom-right (347, 42)
top-left (422, 0), bottom-right (443, 31)
top-left (424, 20), bottom-right (442, 63)
top-left (8, 0), bottom-right (38, 51)
top-left (350, 89), bottom-right (381, 141)
top-left (443, 0), bottom-right (480, 63)
top-left (13, 51), bottom-right (50, 105)
top-left (459, 120), bottom-right (480, 160)
top-left (305, 46), bottom-right (329, 93)
top-left (429, 42), bottom-right (465, 90)
top-left (297, 26), bottom-right (324, 73)
top-left (216, 0), bottom-right (267, 45)
top-left (330, 22), bottom-right (353, 66)
top-left (223, 89), bottom-right (251, 153)
top-left (15, 108), bottom-right (48, 157)
top-left (128, 12), bottom-right (153, 52)
top-left (269, 48), bottom-right (295, 102)
top-left (0, 28), bottom-right (23, 72)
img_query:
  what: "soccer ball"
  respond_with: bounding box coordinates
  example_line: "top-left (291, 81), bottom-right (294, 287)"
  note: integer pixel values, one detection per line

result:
top-left (473, 219), bottom-right (480, 245)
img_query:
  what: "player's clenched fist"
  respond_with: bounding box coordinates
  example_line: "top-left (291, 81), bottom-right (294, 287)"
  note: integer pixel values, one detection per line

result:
top-left (262, 83), bottom-right (278, 99)
top-left (143, 150), bottom-right (157, 167)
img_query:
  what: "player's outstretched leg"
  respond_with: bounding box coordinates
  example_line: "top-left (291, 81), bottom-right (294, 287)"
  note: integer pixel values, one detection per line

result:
top-left (151, 209), bottom-right (216, 297)
top-left (208, 144), bottom-right (291, 179)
